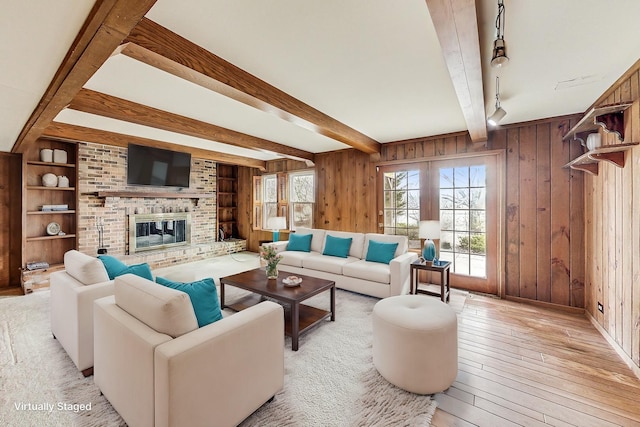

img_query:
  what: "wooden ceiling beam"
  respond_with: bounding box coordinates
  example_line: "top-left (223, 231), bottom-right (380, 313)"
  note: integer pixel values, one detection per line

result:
top-left (68, 88), bottom-right (315, 163)
top-left (425, 0), bottom-right (487, 143)
top-left (122, 18), bottom-right (381, 155)
top-left (43, 122), bottom-right (267, 171)
top-left (11, 0), bottom-right (157, 153)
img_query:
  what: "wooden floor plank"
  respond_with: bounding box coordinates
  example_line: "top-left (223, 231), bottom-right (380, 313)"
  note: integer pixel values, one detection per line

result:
top-left (432, 291), bottom-right (640, 426)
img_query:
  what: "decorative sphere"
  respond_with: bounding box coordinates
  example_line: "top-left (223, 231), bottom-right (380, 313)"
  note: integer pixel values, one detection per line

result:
top-left (42, 173), bottom-right (57, 187)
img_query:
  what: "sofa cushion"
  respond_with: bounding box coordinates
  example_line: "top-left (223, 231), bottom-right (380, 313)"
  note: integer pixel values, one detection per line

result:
top-left (365, 240), bottom-right (399, 264)
top-left (364, 233), bottom-right (408, 258)
top-left (114, 274), bottom-right (198, 338)
top-left (322, 235), bottom-right (352, 258)
top-left (64, 250), bottom-right (110, 285)
top-left (99, 255), bottom-right (154, 281)
top-left (156, 277), bottom-right (222, 327)
top-left (295, 227), bottom-right (326, 253)
top-left (322, 231), bottom-right (365, 259)
top-left (343, 260), bottom-right (391, 285)
top-left (303, 253), bottom-right (359, 275)
top-left (280, 250), bottom-right (316, 268)
top-left (286, 233), bottom-right (312, 252)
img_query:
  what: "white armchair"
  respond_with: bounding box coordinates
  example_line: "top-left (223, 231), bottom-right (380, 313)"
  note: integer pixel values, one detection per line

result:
top-left (94, 274), bottom-right (284, 427)
top-left (50, 250), bottom-right (114, 376)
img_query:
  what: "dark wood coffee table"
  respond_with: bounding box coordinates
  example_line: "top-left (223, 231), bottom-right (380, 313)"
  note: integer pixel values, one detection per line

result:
top-left (220, 268), bottom-right (335, 351)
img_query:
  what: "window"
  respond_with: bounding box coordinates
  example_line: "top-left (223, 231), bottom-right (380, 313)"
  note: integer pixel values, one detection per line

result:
top-left (439, 166), bottom-right (486, 277)
top-left (289, 171), bottom-right (315, 229)
top-left (262, 174), bottom-right (277, 229)
top-left (383, 169), bottom-right (421, 249)
top-left (254, 170), bottom-right (315, 231)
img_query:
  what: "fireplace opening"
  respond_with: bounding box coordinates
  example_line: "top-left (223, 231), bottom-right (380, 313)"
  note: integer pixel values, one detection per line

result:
top-left (128, 213), bottom-right (191, 254)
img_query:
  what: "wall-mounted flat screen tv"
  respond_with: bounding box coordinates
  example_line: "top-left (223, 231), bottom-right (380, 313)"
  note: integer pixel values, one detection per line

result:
top-left (127, 143), bottom-right (191, 188)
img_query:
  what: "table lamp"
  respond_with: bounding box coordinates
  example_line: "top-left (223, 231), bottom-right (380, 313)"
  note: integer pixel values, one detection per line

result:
top-left (419, 220), bottom-right (440, 263)
top-left (267, 216), bottom-right (287, 242)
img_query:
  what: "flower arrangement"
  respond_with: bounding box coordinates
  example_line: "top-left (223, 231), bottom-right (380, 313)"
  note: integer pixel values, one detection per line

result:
top-left (260, 245), bottom-right (282, 279)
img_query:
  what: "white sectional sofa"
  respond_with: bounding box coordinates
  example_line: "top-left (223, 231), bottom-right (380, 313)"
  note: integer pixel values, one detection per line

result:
top-left (269, 228), bottom-right (418, 298)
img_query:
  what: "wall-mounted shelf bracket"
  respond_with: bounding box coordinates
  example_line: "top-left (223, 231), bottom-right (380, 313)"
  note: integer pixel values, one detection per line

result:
top-left (563, 143), bottom-right (638, 176)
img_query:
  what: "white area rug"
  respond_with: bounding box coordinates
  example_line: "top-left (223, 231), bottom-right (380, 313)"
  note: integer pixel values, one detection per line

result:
top-left (0, 285), bottom-right (436, 426)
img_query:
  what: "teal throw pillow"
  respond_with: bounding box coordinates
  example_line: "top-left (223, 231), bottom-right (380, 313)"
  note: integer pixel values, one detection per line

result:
top-left (323, 235), bottom-right (353, 258)
top-left (123, 263), bottom-right (154, 281)
top-left (156, 277), bottom-right (223, 327)
top-left (287, 233), bottom-right (313, 252)
top-left (365, 240), bottom-right (399, 264)
top-left (98, 255), bottom-right (153, 281)
top-left (98, 255), bottom-right (129, 280)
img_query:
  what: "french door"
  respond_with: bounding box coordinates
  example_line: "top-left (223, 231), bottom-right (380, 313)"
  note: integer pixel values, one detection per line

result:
top-left (379, 152), bottom-right (503, 295)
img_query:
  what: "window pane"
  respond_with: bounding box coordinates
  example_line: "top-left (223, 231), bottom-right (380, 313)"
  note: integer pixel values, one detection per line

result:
top-left (454, 188), bottom-right (469, 209)
top-left (470, 210), bottom-right (485, 232)
top-left (454, 167), bottom-right (469, 187)
top-left (292, 203), bottom-right (313, 229)
top-left (408, 170), bottom-right (420, 189)
top-left (407, 190), bottom-right (420, 209)
top-left (470, 188), bottom-right (486, 209)
top-left (440, 230), bottom-right (454, 252)
top-left (263, 175), bottom-right (277, 202)
top-left (470, 166), bottom-right (486, 187)
top-left (440, 168), bottom-right (454, 188)
top-left (440, 188), bottom-right (454, 209)
top-left (440, 210), bottom-right (454, 230)
top-left (290, 173), bottom-right (314, 202)
top-left (453, 253), bottom-right (470, 275)
top-left (469, 232), bottom-right (486, 255)
top-left (454, 211), bottom-right (469, 231)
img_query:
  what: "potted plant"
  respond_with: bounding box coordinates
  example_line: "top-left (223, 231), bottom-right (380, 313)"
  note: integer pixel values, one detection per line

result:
top-left (260, 245), bottom-right (282, 279)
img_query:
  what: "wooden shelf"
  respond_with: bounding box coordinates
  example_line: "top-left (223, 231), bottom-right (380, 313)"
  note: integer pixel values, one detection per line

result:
top-left (563, 103), bottom-right (632, 142)
top-left (28, 186), bottom-right (76, 191)
top-left (27, 161), bottom-right (76, 168)
top-left (27, 210), bottom-right (76, 215)
top-left (94, 191), bottom-right (214, 199)
top-left (563, 143), bottom-right (638, 176)
top-left (27, 234), bottom-right (77, 242)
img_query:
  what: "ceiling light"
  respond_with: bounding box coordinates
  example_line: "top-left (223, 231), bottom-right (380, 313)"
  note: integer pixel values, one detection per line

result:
top-left (488, 76), bottom-right (506, 126)
top-left (491, 0), bottom-right (509, 68)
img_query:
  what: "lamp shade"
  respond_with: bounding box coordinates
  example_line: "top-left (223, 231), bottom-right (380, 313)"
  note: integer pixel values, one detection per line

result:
top-left (267, 216), bottom-right (287, 242)
top-left (267, 216), bottom-right (287, 231)
top-left (419, 220), bottom-right (440, 262)
top-left (419, 220), bottom-right (441, 240)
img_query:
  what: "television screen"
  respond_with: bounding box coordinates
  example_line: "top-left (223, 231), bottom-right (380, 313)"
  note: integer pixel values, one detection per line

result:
top-left (127, 144), bottom-right (191, 188)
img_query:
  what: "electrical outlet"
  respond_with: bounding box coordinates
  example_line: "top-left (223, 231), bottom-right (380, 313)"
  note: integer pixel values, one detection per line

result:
top-left (597, 302), bottom-right (604, 314)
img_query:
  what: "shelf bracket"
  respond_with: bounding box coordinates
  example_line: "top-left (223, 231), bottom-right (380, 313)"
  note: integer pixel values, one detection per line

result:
top-left (594, 111), bottom-right (625, 141)
top-left (570, 163), bottom-right (598, 176)
top-left (589, 150), bottom-right (626, 168)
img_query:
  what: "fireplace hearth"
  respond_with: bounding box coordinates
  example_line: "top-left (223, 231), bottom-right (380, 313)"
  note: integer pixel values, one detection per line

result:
top-left (128, 213), bottom-right (191, 254)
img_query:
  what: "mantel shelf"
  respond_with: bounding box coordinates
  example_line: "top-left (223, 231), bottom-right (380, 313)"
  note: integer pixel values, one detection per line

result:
top-left (91, 191), bottom-right (215, 200)
top-left (563, 103), bottom-right (632, 142)
top-left (563, 142), bottom-right (638, 176)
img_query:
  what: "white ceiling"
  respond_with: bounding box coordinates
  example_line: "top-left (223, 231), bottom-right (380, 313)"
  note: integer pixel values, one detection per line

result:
top-left (2, 0), bottom-right (640, 159)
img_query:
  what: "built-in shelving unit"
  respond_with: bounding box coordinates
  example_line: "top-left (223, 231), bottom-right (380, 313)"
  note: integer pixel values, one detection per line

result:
top-left (217, 164), bottom-right (239, 239)
top-left (563, 143), bottom-right (639, 176)
top-left (21, 139), bottom-right (78, 292)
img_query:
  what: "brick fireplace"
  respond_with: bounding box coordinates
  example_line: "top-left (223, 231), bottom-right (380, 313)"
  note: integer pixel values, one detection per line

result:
top-left (76, 143), bottom-right (245, 269)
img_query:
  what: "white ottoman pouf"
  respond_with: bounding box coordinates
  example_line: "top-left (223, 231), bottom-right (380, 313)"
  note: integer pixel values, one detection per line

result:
top-left (372, 295), bottom-right (457, 394)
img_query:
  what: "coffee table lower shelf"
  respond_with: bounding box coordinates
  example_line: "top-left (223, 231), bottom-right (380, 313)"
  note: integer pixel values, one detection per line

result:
top-left (225, 294), bottom-right (332, 346)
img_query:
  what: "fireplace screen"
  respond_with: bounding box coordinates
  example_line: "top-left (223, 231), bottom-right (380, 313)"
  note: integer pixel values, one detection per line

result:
top-left (128, 213), bottom-right (191, 253)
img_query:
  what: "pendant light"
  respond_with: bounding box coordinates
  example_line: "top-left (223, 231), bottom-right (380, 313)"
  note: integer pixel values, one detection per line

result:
top-left (491, 0), bottom-right (509, 68)
top-left (488, 76), bottom-right (506, 126)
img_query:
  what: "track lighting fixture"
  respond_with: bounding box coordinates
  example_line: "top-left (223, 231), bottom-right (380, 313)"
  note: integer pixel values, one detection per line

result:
top-left (488, 76), bottom-right (506, 126)
top-left (491, 0), bottom-right (509, 68)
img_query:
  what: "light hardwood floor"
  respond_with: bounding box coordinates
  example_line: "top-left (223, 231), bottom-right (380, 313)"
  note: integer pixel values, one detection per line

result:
top-left (432, 291), bottom-right (640, 427)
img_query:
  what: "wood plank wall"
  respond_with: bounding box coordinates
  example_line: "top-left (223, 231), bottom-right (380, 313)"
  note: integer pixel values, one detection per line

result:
top-left (0, 152), bottom-right (23, 288)
top-left (584, 65), bottom-right (640, 369)
top-left (238, 116), bottom-right (586, 310)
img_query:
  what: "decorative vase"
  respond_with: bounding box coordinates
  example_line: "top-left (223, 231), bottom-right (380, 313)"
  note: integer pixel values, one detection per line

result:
top-left (40, 149), bottom-right (53, 162)
top-left (42, 173), bottom-right (57, 187)
top-left (422, 239), bottom-right (436, 263)
top-left (266, 263), bottom-right (279, 279)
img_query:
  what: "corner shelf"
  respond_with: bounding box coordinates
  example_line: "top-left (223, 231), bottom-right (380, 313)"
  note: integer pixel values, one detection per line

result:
top-left (563, 143), bottom-right (638, 176)
top-left (563, 103), bottom-right (632, 143)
